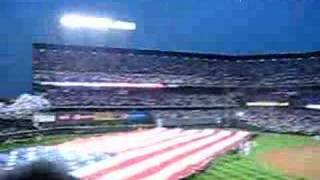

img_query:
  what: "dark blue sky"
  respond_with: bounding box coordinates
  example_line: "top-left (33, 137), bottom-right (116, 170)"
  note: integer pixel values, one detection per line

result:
top-left (1, 0), bottom-right (320, 97)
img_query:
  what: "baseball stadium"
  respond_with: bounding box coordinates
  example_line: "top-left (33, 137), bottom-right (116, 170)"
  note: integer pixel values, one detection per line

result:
top-left (1, 1), bottom-right (320, 180)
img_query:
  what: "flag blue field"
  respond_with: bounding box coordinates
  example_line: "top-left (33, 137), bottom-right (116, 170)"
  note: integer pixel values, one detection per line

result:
top-left (0, 146), bottom-right (115, 172)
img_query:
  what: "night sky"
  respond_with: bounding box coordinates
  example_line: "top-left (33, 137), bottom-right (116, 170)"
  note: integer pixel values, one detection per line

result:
top-left (1, 0), bottom-right (320, 97)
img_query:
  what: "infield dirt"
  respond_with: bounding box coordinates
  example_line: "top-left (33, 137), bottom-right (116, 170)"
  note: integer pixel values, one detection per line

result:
top-left (259, 145), bottom-right (320, 179)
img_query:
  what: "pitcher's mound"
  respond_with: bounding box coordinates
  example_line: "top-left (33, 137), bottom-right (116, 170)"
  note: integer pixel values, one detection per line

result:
top-left (259, 146), bottom-right (320, 179)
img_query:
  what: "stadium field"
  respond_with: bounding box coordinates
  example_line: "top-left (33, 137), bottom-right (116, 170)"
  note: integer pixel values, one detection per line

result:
top-left (1, 132), bottom-right (319, 180)
top-left (188, 133), bottom-right (320, 180)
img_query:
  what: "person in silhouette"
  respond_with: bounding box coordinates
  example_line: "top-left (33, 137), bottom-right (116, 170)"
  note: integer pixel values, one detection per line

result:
top-left (0, 160), bottom-right (78, 180)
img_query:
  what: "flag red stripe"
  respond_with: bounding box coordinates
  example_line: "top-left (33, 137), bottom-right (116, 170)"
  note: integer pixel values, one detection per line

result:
top-left (167, 134), bottom-right (251, 180)
top-left (57, 128), bottom-right (168, 152)
top-left (120, 129), bottom-right (188, 153)
top-left (71, 129), bottom-right (201, 178)
top-left (82, 130), bottom-right (221, 180)
top-left (124, 131), bottom-right (237, 180)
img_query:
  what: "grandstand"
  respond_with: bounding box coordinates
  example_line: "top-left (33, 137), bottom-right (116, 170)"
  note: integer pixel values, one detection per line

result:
top-left (33, 43), bottom-right (320, 135)
top-left (1, 43), bottom-right (320, 180)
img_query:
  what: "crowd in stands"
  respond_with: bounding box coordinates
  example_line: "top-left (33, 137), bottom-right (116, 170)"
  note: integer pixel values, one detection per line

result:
top-left (45, 87), bottom-right (239, 107)
top-left (34, 49), bottom-right (320, 87)
top-left (40, 86), bottom-right (320, 108)
top-left (235, 108), bottom-right (320, 135)
top-left (34, 71), bottom-right (212, 86)
top-left (152, 110), bottom-right (226, 127)
top-left (30, 46), bottom-right (320, 135)
top-left (152, 109), bottom-right (320, 135)
top-left (0, 94), bottom-right (50, 120)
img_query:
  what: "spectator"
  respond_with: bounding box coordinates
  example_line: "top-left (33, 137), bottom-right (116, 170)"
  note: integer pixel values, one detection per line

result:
top-left (0, 160), bottom-right (78, 180)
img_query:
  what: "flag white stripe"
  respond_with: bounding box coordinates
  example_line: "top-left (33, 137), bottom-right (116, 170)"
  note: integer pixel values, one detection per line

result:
top-left (63, 128), bottom-right (251, 180)
top-left (90, 128), bottom-right (183, 153)
top-left (97, 131), bottom-right (230, 180)
top-left (71, 129), bottom-right (214, 177)
top-left (56, 128), bottom-right (161, 148)
top-left (120, 128), bottom-right (186, 153)
top-left (72, 129), bottom-right (210, 178)
top-left (58, 128), bottom-right (170, 153)
top-left (145, 131), bottom-right (250, 180)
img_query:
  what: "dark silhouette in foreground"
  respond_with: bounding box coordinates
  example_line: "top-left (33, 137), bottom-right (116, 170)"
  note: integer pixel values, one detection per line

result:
top-left (0, 160), bottom-right (78, 180)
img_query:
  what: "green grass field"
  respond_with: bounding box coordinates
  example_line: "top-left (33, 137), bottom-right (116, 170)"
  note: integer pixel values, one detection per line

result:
top-left (0, 132), bottom-right (319, 179)
top-left (188, 133), bottom-right (320, 180)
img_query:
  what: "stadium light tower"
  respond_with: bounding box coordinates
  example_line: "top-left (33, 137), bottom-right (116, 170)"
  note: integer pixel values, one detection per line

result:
top-left (60, 14), bottom-right (136, 31)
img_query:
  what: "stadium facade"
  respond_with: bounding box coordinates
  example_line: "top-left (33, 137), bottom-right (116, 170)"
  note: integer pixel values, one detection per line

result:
top-left (32, 43), bottom-right (320, 135)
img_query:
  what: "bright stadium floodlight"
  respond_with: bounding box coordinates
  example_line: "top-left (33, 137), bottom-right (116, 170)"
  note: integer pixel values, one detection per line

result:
top-left (305, 104), bottom-right (320, 110)
top-left (60, 14), bottom-right (136, 31)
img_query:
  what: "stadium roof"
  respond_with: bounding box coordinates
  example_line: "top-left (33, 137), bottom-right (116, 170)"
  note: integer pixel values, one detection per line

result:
top-left (33, 43), bottom-right (320, 61)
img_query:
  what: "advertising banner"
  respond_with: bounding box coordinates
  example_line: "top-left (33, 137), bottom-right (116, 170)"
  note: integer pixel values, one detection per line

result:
top-left (56, 112), bottom-right (95, 121)
top-left (33, 113), bottom-right (56, 123)
top-left (94, 112), bottom-right (126, 121)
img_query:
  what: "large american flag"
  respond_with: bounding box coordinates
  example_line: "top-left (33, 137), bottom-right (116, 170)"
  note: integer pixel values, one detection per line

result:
top-left (1, 128), bottom-right (251, 180)
top-left (59, 128), bottom-right (251, 180)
